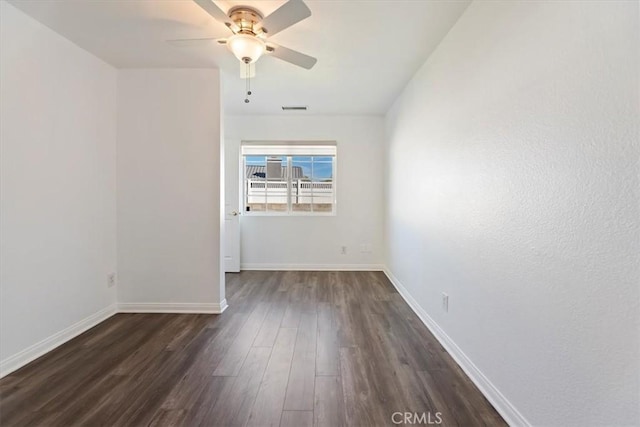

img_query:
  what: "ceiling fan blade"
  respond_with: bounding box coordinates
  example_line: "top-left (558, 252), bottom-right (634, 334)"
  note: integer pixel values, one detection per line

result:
top-left (258, 0), bottom-right (311, 36)
top-left (166, 37), bottom-right (222, 47)
top-left (268, 44), bottom-right (317, 70)
top-left (192, 0), bottom-right (238, 32)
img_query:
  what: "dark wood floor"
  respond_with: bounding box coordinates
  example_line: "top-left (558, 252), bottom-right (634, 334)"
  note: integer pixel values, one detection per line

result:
top-left (0, 271), bottom-right (505, 426)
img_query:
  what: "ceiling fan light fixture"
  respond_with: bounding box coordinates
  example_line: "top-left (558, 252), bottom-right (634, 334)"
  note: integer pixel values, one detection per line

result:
top-left (227, 34), bottom-right (266, 64)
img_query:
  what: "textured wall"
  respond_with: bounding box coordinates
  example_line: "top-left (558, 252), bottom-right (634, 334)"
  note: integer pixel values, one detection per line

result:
top-left (384, 1), bottom-right (639, 425)
top-left (1, 3), bottom-right (117, 362)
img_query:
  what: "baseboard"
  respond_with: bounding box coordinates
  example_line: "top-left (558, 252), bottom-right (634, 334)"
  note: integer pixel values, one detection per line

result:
top-left (382, 267), bottom-right (530, 427)
top-left (240, 263), bottom-right (385, 271)
top-left (0, 303), bottom-right (117, 379)
top-left (117, 301), bottom-right (228, 314)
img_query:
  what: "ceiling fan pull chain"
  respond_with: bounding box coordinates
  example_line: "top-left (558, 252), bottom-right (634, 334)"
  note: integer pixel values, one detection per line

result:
top-left (244, 59), bottom-right (252, 103)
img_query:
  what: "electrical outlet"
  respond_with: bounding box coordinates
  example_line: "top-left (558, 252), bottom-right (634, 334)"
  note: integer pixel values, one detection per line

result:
top-left (359, 243), bottom-right (372, 253)
top-left (107, 273), bottom-right (116, 288)
top-left (441, 292), bottom-right (449, 313)
top-left (340, 246), bottom-right (347, 255)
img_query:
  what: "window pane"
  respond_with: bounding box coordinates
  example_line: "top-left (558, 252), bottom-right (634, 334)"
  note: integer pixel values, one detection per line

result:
top-left (245, 156), bottom-right (287, 213)
top-left (292, 203), bottom-right (312, 212)
top-left (245, 156), bottom-right (267, 212)
top-left (265, 156), bottom-right (287, 212)
top-left (292, 157), bottom-right (311, 210)
top-left (313, 156), bottom-right (333, 162)
top-left (311, 157), bottom-right (333, 212)
top-left (245, 155), bottom-right (266, 164)
top-left (292, 157), bottom-right (312, 180)
top-left (266, 156), bottom-right (285, 180)
top-left (311, 157), bottom-right (333, 182)
top-left (293, 156), bottom-right (312, 162)
top-left (247, 202), bottom-right (266, 212)
top-left (312, 203), bottom-right (333, 212)
top-left (265, 177), bottom-right (288, 213)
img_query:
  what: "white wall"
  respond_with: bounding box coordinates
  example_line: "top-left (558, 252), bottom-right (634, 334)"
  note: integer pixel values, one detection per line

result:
top-left (385, 1), bottom-right (639, 426)
top-left (225, 115), bottom-right (384, 270)
top-left (1, 2), bottom-right (117, 371)
top-left (117, 69), bottom-right (225, 310)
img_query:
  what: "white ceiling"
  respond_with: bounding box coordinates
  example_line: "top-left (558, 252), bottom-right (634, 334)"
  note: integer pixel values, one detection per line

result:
top-left (8, 0), bottom-right (470, 115)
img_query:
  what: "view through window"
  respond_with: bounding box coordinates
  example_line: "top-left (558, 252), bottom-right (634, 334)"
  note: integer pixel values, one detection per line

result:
top-left (242, 143), bottom-right (336, 215)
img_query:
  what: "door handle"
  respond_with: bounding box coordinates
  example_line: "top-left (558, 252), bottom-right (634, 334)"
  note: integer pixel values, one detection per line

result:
top-left (231, 211), bottom-right (240, 216)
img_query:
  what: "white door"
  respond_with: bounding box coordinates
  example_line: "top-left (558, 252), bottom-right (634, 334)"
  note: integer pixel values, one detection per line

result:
top-left (224, 139), bottom-right (241, 272)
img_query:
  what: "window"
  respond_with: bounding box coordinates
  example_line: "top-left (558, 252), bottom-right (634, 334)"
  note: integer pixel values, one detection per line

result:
top-left (242, 142), bottom-right (336, 215)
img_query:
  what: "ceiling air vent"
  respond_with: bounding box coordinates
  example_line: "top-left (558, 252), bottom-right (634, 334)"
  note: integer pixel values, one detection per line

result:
top-left (281, 106), bottom-right (308, 111)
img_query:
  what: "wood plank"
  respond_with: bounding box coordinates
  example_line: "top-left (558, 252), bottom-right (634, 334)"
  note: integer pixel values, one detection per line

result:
top-left (213, 302), bottom-right (270, 376)
top-left (299, 272), bottom-right (318, 312)
top-left (179, 376), bottom-right (232, 426)
top-left (246, 328), bottom-right (297, 427)
top-left (316, 303), bottom-right (339, 376)
top-left (187, 313), bottom-right (248, 376)
top-left (212, 346), bottom-right (272, 426)
top-left (281, 281), bottom-right (304, 328)
top-left (314, 376), bottom-right (345, 427)
top-left (253, 297), bottom-right (287, 347)
top-left (283, 311), bottom-right (317, 410)
top-left (280, 410), bottom-right (313, 427)
top-left (339, 346), bottom-right (388, 426)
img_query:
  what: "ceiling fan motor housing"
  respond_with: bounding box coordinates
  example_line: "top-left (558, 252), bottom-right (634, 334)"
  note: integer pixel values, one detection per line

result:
top-left (228, 6), bottom-right (263, 36)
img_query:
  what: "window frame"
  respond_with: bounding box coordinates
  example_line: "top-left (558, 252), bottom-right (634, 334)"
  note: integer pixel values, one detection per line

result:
top-left (241, 141), bottom-right (337, 217)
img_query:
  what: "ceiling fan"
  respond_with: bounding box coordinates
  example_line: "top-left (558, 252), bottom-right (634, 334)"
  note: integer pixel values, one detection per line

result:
top-left (170, 0), bottom-right (317, 71)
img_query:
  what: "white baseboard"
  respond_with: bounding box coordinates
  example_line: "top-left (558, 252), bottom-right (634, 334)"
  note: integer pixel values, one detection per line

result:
top-left (117, 301), bottom-right (228, 314)
top-left (382, 267), bottom-right (530, 427)
top-left (0, 303), bottom-right (117, 378)
top-left (240, 263), bottom-right (384, 271)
